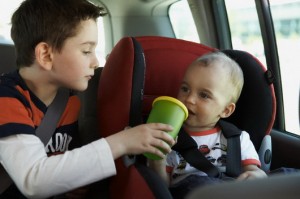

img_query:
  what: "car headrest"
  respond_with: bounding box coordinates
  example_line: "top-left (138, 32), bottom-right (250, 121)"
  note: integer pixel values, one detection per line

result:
top-left (222, 49), bottom-right (276, 149)
top-left (0, 44), bottom-right (17, 74)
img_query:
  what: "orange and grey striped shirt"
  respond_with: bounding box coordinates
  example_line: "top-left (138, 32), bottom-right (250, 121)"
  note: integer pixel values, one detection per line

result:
top-left (0, 70), bottom-right (81, 154)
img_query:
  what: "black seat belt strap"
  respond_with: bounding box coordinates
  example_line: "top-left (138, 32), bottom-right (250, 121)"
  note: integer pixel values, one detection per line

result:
top-left (172, 129), bottom-right (221, 178)
top-left (129, 37), bottom-right (145, 127)
top-left (0, 88), bottom-right (69, 194)
top-left (226, 135), bottom-right (242, 177)
top-left (218, 120), bottom-right (242, 177)
top-left (122, 38), bottom-right (146, 167)
top-left (172, 120), bottom-right (242, 178)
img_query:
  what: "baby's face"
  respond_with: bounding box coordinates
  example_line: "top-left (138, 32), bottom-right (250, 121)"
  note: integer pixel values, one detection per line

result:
top-left (177, 63), bottom-right (234, 132)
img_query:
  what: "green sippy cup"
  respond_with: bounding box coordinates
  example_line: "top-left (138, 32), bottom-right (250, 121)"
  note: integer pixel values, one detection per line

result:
top-left (144, 96), bottom-right (188, 160)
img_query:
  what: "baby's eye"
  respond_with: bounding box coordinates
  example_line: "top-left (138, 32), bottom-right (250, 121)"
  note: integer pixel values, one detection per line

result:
top-left (180, 85), bottom-right (189, 93)
top-left (199, 92), bottom-right (209, 99)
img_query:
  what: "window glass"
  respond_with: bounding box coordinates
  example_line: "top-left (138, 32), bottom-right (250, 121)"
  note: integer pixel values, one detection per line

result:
top-left (96, 18), bottom-right (106, 67)
top-left (169, 0), bottom-right (200, 43)
top-left (225, 0), bottom-right (300, 135)
top-left (225, 0), bottom-right (266, 66)
top-left (270, 0), bottom-right (300, 134)
top-left (0, 0), bottom-right (23, 44)
top-left (0, 0), bottom-right (106, 66)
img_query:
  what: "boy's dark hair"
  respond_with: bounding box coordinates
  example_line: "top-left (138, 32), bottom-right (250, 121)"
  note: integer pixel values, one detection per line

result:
top-left (11, 0), bottom-right (106, 67)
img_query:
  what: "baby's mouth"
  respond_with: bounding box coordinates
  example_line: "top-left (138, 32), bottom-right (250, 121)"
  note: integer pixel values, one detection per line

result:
top-left (188, 109), bottom-right (196, 116)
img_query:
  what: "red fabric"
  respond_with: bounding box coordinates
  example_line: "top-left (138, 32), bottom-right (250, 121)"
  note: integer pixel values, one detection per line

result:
top-left (110, 161), bottom-right (156, 199)
top-left (97, 37), bottom-right (134, 138)
top-left (135, 36), bottom-right (216, 115)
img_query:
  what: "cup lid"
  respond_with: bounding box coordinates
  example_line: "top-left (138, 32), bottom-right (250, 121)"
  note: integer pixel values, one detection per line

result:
top-left (153, 96), bottom-right (189, 120)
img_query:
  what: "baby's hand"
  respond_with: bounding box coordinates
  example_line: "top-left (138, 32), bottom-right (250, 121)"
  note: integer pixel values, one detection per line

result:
top-left (237, 165), bottom-right (267, 180)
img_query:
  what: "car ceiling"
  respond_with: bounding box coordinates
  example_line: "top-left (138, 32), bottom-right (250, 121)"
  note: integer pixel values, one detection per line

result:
top-left (91, 0), bottom-right (179, 16)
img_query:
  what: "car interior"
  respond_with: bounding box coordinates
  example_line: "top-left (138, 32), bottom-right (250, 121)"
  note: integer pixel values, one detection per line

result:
top-left (96, 35), bottom-right (277, 199)
top-left (0, 0), bottom-right (300, 198)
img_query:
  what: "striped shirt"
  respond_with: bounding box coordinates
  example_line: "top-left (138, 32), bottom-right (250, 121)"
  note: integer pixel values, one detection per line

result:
top-left (0, 70), bottom-right (116, 198)
top-left (0, 70), bottom-right (80, 154)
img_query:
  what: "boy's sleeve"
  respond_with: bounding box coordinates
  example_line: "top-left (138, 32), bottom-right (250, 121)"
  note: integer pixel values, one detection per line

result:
top-left (0, 134), bottom-right (116, 198)
top-left (0, 97), bottom-right (36, 138)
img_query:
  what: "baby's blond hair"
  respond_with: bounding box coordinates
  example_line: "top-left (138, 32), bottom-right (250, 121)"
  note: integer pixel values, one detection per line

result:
top-left (192, 51), bottom-right (244, 103)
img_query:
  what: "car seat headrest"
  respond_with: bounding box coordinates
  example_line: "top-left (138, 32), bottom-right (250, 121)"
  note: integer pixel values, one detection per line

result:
top-left (222, 49), bottom-right (276, 149)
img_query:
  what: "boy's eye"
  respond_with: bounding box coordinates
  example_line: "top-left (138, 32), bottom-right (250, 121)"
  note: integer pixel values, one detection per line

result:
top-left (83, 51), bottom-right (92, 55)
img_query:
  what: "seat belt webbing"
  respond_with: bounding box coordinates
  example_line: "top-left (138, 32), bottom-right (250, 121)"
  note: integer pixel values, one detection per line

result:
top-left (219, 120), bottom-right (242, 177)
top-left (226, 135), bottom-right (242, 177)
top-left (172, 129), bottom-right (221, 177)
top-left (172, 120), bottom-right (242, 178)
top-left (129, 37), bottom-right (145, 127)
top-left (36, 88), bottom-right (69, 145)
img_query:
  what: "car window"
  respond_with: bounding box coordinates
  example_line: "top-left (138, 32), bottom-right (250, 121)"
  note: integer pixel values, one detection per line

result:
top-left (225, 0), bottom-right (266, 65)
top-left (269, 0), bottom-right (300, 135)
top-left (0, 0), bottom-right (22, 44)
top-left (0, 0), bottom-right (106, 66)
top-left (169, 0), bottom-right (200, 43)
top-left (225, 0), bottom-right (300, 135)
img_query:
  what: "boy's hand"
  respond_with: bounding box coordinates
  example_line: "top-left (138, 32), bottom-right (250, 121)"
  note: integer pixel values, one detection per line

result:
top-left (106, 123), bottom-right (175, 159)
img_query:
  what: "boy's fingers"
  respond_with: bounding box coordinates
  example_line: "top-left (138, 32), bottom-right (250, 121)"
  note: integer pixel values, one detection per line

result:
top-left (157, 131), bottom-right (176, 146)
top-left (150, 146), bottom-right (166, 159)
top-left (152, 136), bottom-right (173, 154)
top-left (174, 136), bottom-right (178, 143)
top-left (124, 126), bottom-right (131, 130)
top-left (148, 123), bottom-right (174, 131)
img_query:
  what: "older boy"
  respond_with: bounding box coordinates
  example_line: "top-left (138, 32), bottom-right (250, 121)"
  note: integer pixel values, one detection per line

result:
top-left (0, 0), bottom-right (174, 198)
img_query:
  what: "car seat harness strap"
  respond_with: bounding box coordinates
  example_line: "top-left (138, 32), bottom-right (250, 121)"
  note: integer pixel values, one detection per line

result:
top-left (172, 120), bottom-right (242, 178)
top-left (129, 37), bottom-right (145, 127)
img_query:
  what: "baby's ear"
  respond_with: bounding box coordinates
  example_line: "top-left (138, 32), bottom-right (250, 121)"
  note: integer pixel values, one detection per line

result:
top-left (220, 102), bottom-right (236, 118)
top-left (35, 42), bottom-right (53, 70)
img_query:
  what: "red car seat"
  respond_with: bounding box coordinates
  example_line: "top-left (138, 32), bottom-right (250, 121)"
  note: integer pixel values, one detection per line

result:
top-left (97, 36), bottom-right (276, 199)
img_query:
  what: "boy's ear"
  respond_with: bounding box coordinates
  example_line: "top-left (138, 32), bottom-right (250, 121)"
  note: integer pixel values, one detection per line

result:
top-left (220, 102), bottom-right (236, 118)
top-left (35, 42), bottom-right (53, 70)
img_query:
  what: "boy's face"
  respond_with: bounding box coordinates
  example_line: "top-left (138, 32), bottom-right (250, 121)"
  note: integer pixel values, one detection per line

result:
top-left (51, 19), bottom-right (99, 91)
top-left (177, 63), bottom-right (234, 132)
